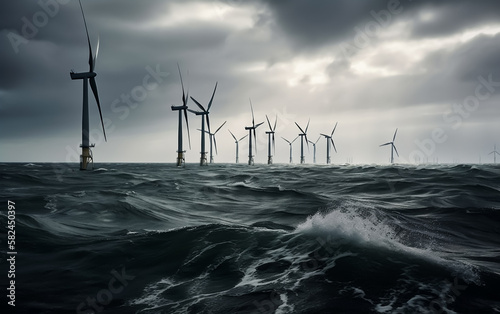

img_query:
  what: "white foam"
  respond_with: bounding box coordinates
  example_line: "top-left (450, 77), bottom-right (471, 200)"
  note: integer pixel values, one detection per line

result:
top-left (275, 292), bottom-right (294, 314)
top-left (295, 203), bottom-right (399, 249)
top-left (294, 202), bottom-right (480, 283)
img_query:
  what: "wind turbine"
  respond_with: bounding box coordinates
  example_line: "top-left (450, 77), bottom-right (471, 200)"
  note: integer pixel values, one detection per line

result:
top-left (489, 144), bottom-right (500, 163)
top-left (282, 136), bottom-right (299, 163)
top-left (228, 130), bottom-right (248, 163)
top-left (380, 128), bottom-right (399, 164)
top-left (70, 0), bottom-right (107, 171)
top-left (265, 115), bottom-right (277, 164)
top-left (245, 99), bottom-right (264, 165)
top-left (308, 136), bottom-right (321, 164)
top-left (171, 64), bottom-right (191, 167)
top-left (320, 122), bottom-right (338, 164)
top-left (295, 119), bottom-right (310, 164)
top-left (188, 82), bottom-right (218, 166)
top-left (199, 121), bottom-right (226, 164)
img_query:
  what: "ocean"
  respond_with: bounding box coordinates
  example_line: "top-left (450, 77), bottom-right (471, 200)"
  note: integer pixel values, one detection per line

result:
top-left (1, 162), bottom-right (499, 313)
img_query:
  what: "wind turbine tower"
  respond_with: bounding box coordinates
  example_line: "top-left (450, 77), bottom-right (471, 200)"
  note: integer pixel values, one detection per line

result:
top-left (171, 64), bottom-right (191, 167)
top-left (265, 115), bottom-right (277, 164)
top-left (245, 99), bottom-right (264, 165)
top-left (282, 136), bottom-right (299, 163)
top-left (229, 130), bottom-right (248, 163)
top-left (308, 136), bottom-right (321, 164)
top-left (70, 0), bottom-right (107, 171)
top-left (200, 121), bottom-right (226, 164)
top-left (295, 119), bottom-right (310, 164)
top-left (188, 83), bottom-right (218, 166)
top-left (320, 122), bottom-right (338, 164)
top-left (380, 128), bottom-right (399, 164)
top-left (489, 145), bottom-right (500, 163)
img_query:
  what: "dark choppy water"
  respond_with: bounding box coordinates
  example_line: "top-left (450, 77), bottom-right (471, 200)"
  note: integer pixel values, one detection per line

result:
top-left (1, 162), bottom-right (500, 313)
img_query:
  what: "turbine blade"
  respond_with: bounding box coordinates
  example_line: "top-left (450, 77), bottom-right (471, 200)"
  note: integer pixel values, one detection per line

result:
top-left (228, 129), bottom-right (237, 141)
top-left (183, 108), bottom-right (191, 149)
top-left (295, 122), bottom-right (305, 135)
top-left (266, 115), bottom-right (272, 131)
top-left (190, 96), bottom-right (206, 112)
top-left (292, 136), bottom-right (299, 143)
top-left (320, 133), bottom-right (328, 137)
top-left (331, 138), bottom-right (337, 153)
top-left (305, 118), bottom-right (310, 133)
top-left (273, 115), bottom-right (277, 131)
top-left (249, 98), bottom-right (255, 127)
top-left (331, 122), bottom-right (338, 136)
top-left (315, 135), bottom-right (321, 144)
top-left (214, 135), bottom-right (218, 154)
top-left (253, 128), bottom-right (257, 155)
top-left (393, 144), bottom-right (399, 157)
top-left (93, 35), bottom-right (99, 71)
top-left (393, 128), bottom-right (398, 142)
top-left (239, 134), bottom-right (248, 141)
top-left (89, 77), bottom-right (107, 141)
top-left (187, 108), bottom-right (199, 115)
top-left (215, 121), bottom-right (226, 134)
top-left (206, 114), bottom-right (211, 135)
top-left (255, 122), bottom-right (264, 128)
top-left (177, 63), bottom-right (187, 105)
top-left (207, 82), bottom-right (218, 111)
top-left (281, 137), bottom-right (290, 144)
top-left (272, 133), bottom-right (275, 153)
top-left (78, 0), bottom-right (94, 72)
top-left (380, 142), bottom-right (391, 147)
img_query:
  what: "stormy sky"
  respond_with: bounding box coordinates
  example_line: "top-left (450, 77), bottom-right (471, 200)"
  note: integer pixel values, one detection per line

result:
top-left (1, 0), bottom-right (500, 164)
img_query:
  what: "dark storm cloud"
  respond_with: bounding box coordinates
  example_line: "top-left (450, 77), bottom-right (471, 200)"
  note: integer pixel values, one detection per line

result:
top-left (257, 0), bottom-right (500, 48)
top-left (397, 32), bottom-right (500, 106)
top-left (2, 0), bottom-right (500, 163)
top-left (257, 0), bottom-right (390, 48)
top-left (447, 34), bottom-right (500, 83)
top-left (407, 0), bottom-right (500, 39)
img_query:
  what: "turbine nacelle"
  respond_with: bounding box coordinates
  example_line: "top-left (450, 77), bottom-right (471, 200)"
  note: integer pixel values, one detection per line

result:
top-left (70, 71), bottom-right (96, 80)
top-left (171, 105), bottom-right (188, 110)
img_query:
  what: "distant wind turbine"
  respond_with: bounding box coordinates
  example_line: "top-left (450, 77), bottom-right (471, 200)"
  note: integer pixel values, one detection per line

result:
top-left (308, 136), bottom-right (321, 164)
top-left (199, 121), bottom-right (226, 164)
top-left (320, 122), bottom-right (338, 164)
top-left (188, 82), bottom-right (218, 166)
top-left (380, 128), bottom-right (399, 164)
top-left (70, 0), bottom-right (107, 171)
top-left (282, 136), bottom-right (299, 163)
top-left (228, 130), bottom-right (248, 164)
top-left (245, 99), bottom-right (264, 165)
top-left (295, 119), bottom-right (310, 164)
top-left (489, 144), bottom-right (500, 163)
top-left (265, 115), bottom-right (277, 164)
top-left (171, 64), bottom-right (191, 167)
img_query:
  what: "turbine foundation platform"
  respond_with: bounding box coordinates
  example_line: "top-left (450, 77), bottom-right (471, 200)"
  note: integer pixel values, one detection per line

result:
top-left (200, 152), bottom-right (207, 166)
top-left (176, 151), bottom-right (185, 167)
top-left (80, 146), bottom-right (94, 171)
